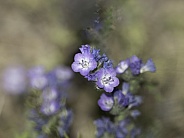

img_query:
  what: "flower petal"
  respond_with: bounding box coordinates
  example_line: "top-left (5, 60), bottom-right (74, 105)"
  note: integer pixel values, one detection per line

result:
top-left (71, 62), bottom-right (82, 72)
top-left (111, 77), bottom-right (119, 87)
top-left (74, 53), bottom-right (83, 62)
top-left (80, 68), bottom-right (90, 76)
top-left (96, 79), bottom-right (104, 88)
top-left (104, 85), bottom-right (114, 93)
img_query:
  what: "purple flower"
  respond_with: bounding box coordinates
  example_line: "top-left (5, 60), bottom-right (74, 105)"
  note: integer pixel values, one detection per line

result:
top-left (118, 118), bottom-right (131, 128)
top-left (95, 53), bottom-right (113, 69)
top-left (129, 55), bottom-right (142, 75)
top-left (41, 101), bottom-right (60, 115)
top-left (85, 72), bottom-right (98, 81)
top-left (116, 59), bottom-right (129, 74)
top-left (2, 66), bottom-right (27, 94)
top-left (122, 82), bottom-right (130, 95)
top-left (115, 118), bottom-right (131, 138)
top-left (42, 87), bottom-right (58, 102)
top-left (115, 130), bottom-right (127, 138)
top-left (94, 117), bottom-right (115, 138)
top-left (98, 93), bottom-right (114, 111)
top-left (140, 59), bottom-right (156, 73)
top-left (28, 66), bottom-right (48, 90)
top-left (30, 76), bottom-right (48, 90)
top-left (127, 94), bottom-right (143, 109)
top-left (71, 53), bottom-right (97, 76)
top-left (98, 54), bottom-right (109, 66)
top-left (79, 44), bottom-right (91, 54)
top-left (28, 66), bottom-right (73, 137)
top-left (96, 68), bottom-right (119, 92)
top-left (91, 48), bottom-right (101, 61)
top-left (103, 59), bottom-right (113, 69)
top-left (113, 90), bottom-right (129, 107)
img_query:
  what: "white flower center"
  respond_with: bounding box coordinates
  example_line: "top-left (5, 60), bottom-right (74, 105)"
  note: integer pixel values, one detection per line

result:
top-left (102, 75), bottom-right (113, 85)
top-left (80, 60), bottom-right (89, 68)
top-left (105, 100), bottom-right (113, 106)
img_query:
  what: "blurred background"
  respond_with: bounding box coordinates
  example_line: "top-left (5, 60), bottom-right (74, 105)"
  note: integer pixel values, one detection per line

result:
top-left (0, 0), bottom-right (184, 138)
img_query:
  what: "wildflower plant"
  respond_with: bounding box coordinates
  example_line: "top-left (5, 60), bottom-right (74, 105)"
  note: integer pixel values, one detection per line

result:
top-left (1, 1), bottom-right (157, 138)
top-left (72, 44), bottom-right (119, 93)
top-left (71, 44), bottom-right (156, 138)
top-left (27, 66), bottom-right (73, 138)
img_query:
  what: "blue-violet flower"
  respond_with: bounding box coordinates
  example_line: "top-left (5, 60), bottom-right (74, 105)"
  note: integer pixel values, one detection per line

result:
top-left (116, 59), bottom-right (129, 74)
top-left (96, 68), bottom-right (119, 92)
top-left (94, 117), bottom-right (115, 138)
top-left (129, 55), bottom-right (142, 75)
top-left (41, 101), bottom-right (60, 116)
top-left (98, 93), bottom-right (114, 111)
top-left (71, 53), bottom-right (97, 76)
top-left (140, 58), bottom-right (156, 73)
top-left (2, 66), bottom-right (27, 94)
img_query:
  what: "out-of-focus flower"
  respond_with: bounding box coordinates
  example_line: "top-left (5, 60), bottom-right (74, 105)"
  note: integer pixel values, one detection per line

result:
top-left (113, 90), bottom-right (129, 107)
top-left (29, 66), bottom-right (73, 137)
top-left (127, 94), bottom-right (143, 109)
top-left (41, 87), bottom-right (59, 102)
top-left (140, 59), bottom-right (156, 73)
top-left (94, 117), bottom-right (115, 138)
top-left (96, 68), bottom-right (119, 92)
top-left (122, 82), bottom-right (130, 95)
top-left (40, 101), bottom-right (60, 116)
top-left (2, 66), bottom-right (27, 94)
top-left (129, 55), bottom-right (142, 75)
top-left (115, 118), bottom-right (130, 138)
top-left (116, 59), bottom-right (129, 74)
top-left (28, 66), bottom-right (48, 90)
top-left (98, 93), bottom-right (114, 111)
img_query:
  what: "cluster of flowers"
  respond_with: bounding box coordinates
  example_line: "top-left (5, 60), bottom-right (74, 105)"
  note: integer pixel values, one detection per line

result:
top-left (95, 82), bottom-right (142, 138)
top-left (116, 55), bottom-right (156, 75)
top-left (98, 82), bottom-right (142, 113)
top-left (71, 44), bottom-right (119, 92)
top-left (94, 117), bottom-right (141, 138)
top-left (71, 44), bottom-right (155, 93)
top-left (1, 65), bottom-right (74, 137)
top-left (71, 44), bottom-right (156, 138)
top-left (28, 66), bottom-right (73, 138)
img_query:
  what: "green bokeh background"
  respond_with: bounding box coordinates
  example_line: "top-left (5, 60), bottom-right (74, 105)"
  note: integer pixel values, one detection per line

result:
top-left (0, 0), bottom-right (184, 138)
